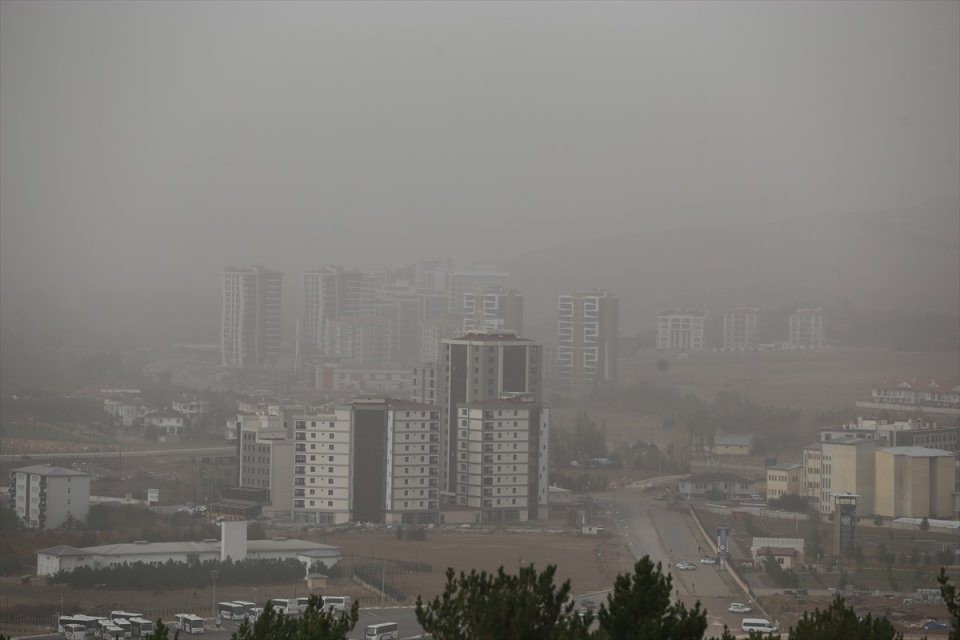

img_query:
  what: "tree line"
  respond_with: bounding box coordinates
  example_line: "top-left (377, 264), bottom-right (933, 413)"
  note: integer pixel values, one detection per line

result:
top-left (51, 557), bottom-right (305, 589)
top-left (105, 558), bottom-right (960, 640)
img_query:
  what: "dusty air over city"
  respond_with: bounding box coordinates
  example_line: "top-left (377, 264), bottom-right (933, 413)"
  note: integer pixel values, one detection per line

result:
top-left (0, 1), bottom-right (958, 639)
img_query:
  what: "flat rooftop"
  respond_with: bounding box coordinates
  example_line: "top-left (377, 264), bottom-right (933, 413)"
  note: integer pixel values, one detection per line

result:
top-left (38, 538), bottom-right (339, 558)
top-left (11, 464), bottom-right (90, 477)
top-left (879, 446), bottom-right (955, 457)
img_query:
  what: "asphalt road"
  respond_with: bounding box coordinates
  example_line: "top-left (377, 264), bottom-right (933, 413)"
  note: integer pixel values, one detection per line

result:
top-left (604, 488), bottom-right (763, 635)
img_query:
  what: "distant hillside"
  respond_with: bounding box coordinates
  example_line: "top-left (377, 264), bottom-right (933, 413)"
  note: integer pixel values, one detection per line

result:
top-left (507, 200), bottom-right (960, 338)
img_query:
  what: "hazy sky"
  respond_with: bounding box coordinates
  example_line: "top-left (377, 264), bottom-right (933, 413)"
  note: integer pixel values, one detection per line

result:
top-left (1, 1), bottom-right (958, 344)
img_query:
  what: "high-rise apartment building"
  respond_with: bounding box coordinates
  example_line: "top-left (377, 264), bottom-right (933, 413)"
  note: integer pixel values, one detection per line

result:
top-left (462, 288), bottom-right (524, 335)
top-left (656, 309), bottom-right (707, 350)
top-left (292, 409), bottom-right (352, 525)
top-left (557, 290), bottom-right (619, 386)
top-left (440, 333), bottom-right (546, 520)
top-left (324, 316), bottom-right (394, 365)
top-left (222, 266), bottom-right (283, 368)
top-left (302, 267), bottom-right (377, 351)
top-left (419, 315), bottom-right (462, 364)
top-left (291, 401), bottom-right (441, 526)
top-left (236, 416), bottom-right (294, 517)
top-left (412, 363), bottom-right (441, 406)
top-left (788, 308), bottom-right (824, 348)
top-left (722, 307), bottom-right (759, 350)
top-left (9, 465), bottom-right (90, 529)
top-left (456, 398), bottom-right (549, 522)
top-left (447, 266), bottom-right (509, 315)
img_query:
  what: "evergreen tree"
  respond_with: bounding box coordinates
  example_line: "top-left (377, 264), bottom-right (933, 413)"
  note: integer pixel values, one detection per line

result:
top-left (936, 567), bottom-right (960, 640)
top-left (415, 564), bottom-right (592, 640)
top-left (779, 596), bottom-right (903, 640)
top-left (594, 557), bottom-right (708, 640)
top-left (145, 618), bottom-right (179, 640)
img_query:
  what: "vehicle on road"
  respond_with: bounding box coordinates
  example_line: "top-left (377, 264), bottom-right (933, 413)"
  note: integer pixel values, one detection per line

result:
top-left (675, 562), bottom-right (697, 571)
top-left (728, 603), bottom-right (752, 614)
top-left (741, 618), bottom-right (777, 634)
top-left (699, 557), bottom-right (717, 565)
top-left (923, 620), bottom-right (950, 631)
top-left (364, 621), bottom-right (399, 639)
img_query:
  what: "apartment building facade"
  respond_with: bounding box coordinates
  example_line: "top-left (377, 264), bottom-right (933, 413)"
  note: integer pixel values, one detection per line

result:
top-left (722, 307), bottom-right (759, 350)
top-left (9, 465), bottom-right (90, 529)
top-left (463, 288), bottom-right (524, 335)
top-left (766, 463), bottom-right (803, 500)
top-left (221, 265), bottom-right (283, 368)
top-left (788, 308), bottom-right (824, 348)
top-left (441, 333), bottom-right (543, 496)
top-left (455, 399), bottom-right (549, 522)
top-left (656, 309), bottom-right (707, 350)
top-left (292, 409), bottom-right (352, 525)
top-left (557, 290), bottom-right (619, 387)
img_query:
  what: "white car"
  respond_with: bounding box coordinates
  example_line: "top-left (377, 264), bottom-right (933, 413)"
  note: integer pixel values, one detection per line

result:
top-left (675, 562), bottom-right (697, 571)
top-left (699, 557), bottom-right (717, 565)
top-left (728, 603), bottom-right (752, 614)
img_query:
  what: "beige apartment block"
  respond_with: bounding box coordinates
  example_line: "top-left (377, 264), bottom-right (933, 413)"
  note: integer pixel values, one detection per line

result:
top-left (821, 438), bottom-right (877, 515)
top-left (766, 463), bottom-right (803, 500)
top-left (875, 447), bottom-right (956, 519)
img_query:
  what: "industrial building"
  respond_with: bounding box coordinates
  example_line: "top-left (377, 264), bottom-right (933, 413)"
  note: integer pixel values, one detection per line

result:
top-left (874, 447), bottom-right (956, 519)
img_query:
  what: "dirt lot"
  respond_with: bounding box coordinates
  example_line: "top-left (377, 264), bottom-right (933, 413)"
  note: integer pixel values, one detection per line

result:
top-left (0, 528), bottom-right (631, 636)
top-left (310, 527), bottom-right (634, 602)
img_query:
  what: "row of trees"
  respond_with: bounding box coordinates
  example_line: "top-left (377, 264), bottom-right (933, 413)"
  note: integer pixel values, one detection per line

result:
top-left (125, 560), bottom-right (960, 640)
top-left (51, 558), bottom-right (305, 589)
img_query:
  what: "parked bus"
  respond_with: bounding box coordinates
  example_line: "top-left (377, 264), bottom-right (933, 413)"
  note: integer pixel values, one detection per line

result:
top-left (322, 596), bottom-right (351, 614)
top-left (217, 602), bottom-right (246, 620)
top-left (128, 617), bottom-right (155, 638)
top-left (175, 613), bottom-right (205, 635)
top-left (268, 598), bottom-right (299, 616)
top-left (232, 601), bottom-right (257, 619)
top-left (363, 622), bottom-right (399, 640)
top-left (741, 618), bottom-right (777, 634)
top-left (98, 623), bottom-right (126, 640)
top-left (111, 618), bottom-right (132, 638)
top-left (62, 623), bottom-right (87, 640)
top-left (295, 597), bottom-right (311, 614)
top-left (58, 617), bottom-right (86, 633)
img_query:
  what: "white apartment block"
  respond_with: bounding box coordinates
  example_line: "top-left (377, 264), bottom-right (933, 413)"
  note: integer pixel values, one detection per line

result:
top-left (292, 409), bottom-right (353, 525)
top-left (722, 307), bottom-right (759, 350)
top-left (788, 308), bottom-right (824, 348)
top-left (462, 288), bottom-right (524, 335)
top-left (455, 400), bottom-right (548, 522)
top-left (9, 465), bottom-right (90, 529)
top-left (419, 315), bottom-right (461, 364)
top-left (657, 309), bottom-right (707, 350)
top-left (221, 266), bottom-right (283, 368)
top-left (557, 290), bottom-right (619, 386)
top-left (291, 401), bottom-right (441, 526)
top-left (302, 267), bottom-right (377, 351)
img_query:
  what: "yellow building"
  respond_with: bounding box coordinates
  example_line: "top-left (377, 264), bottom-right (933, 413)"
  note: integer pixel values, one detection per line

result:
top-left (875, 447), bottom-right (956, 519)
top-left (821, 438), bottom-right (877, 515)
top-left (802, 443), bottom-right (822, 503)
top-left (766, 463), bottom-right (803, 501)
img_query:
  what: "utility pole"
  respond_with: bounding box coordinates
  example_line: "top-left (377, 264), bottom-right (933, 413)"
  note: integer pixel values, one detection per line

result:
top-left (211, 570), bottom-right (219, 628)
top-left (380, 558), bottom-right (386, 609)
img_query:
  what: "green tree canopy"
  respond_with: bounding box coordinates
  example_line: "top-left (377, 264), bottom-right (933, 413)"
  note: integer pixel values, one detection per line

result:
top-left (415, 564), bottom-right (592, 640)
top-left (230, 597), bottom-right (358, 640)
top-left (595, 557), bottom-right (708, 640)
top-left (773, 596), bottom-right (903, 640)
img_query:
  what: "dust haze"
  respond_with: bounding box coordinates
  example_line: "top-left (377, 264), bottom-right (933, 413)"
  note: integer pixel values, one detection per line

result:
top-left (1, 0), bottom-right (958, 350)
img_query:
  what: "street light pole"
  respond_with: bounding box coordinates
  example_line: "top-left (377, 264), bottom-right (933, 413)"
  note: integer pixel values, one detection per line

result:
top-left (211, 570), bottom-right (219, 628)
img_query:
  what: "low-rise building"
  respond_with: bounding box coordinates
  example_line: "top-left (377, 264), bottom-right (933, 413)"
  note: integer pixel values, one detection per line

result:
top-left (751, 537), bottom-right (805, 569)
top-left (856, 378), bottom-right (960, 418)
top-left (802, 442), bottom-right (822, 504)
top-left (820, 438), bottom-right (878, 515)
top-left (143, 410), bottom-right (186, 441)
top-left (788, 308), bottom-right (824, 348)
top-left (766, 463), bottom-right (803, 501)
top-left (36, 530), bottom-right (340, 576)
top-left (679, 473), bottom-right (760, 501)
top-left (875, 447), bottom-right (956, 519)
top-left (712, 434), bottom-right (754, 456)
top-left (9, 465), bottom-right (91, 529)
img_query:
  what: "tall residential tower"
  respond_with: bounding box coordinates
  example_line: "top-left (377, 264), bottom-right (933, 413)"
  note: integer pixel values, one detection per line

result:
top-left (557, 290), bottom-right (619, 387)
top-left (221, 266), bottom-right (283, 368)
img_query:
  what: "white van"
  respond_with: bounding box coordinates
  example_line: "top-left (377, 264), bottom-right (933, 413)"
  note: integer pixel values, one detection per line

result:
top-left (364, 622), bottom-right (399, 640)
top-left (741, 618), bottom-right (777, 634)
